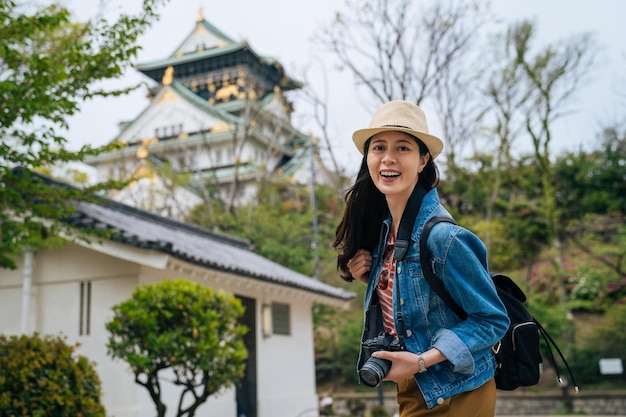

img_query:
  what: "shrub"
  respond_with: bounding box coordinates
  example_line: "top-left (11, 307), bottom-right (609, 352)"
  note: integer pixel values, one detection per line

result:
top-left (370, 404), bottom-right (391, 417)
top-left (0, 333), bottom-right (105, 417)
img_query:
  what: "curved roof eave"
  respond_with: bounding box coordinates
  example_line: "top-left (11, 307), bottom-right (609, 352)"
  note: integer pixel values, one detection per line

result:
top-left (136, 43), bottom-right (247, 71)
top-left (69, 199), bottom-right (355, 303)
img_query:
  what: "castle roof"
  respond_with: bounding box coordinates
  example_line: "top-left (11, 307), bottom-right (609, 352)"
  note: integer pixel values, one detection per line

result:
top-left (135, 17), bottom-right (302, 91)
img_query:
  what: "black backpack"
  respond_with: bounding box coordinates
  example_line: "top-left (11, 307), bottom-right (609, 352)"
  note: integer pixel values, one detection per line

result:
top-left (419, 216), bottom-right (579, 391)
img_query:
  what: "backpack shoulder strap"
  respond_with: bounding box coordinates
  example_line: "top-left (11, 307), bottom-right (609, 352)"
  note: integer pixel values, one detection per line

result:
top-left (420, 215), bottom-right (468, 320)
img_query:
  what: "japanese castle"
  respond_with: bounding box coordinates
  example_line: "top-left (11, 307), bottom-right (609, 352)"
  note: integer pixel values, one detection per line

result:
top-left (86, 9), bottom-right (330, 219)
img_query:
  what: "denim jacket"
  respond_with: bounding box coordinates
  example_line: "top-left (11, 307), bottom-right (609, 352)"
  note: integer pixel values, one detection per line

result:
top-left (357, 188), bottom-right (509, 409)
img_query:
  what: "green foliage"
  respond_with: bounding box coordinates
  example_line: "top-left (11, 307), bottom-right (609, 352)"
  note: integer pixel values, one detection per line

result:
top-left (314, 301), bottom-right (365, 388)
top-left (583, 303), bottom-right (626, 357)
top-left (0, 0), bottom-right (169, 269)
top-left (572, 304), bottom-right (626, 385)
top-left (369, 405), bottom-right (391, 417)
top-left (525, 214), bottom-right (626, 313)
top-left (190, 181), bottom-right (343, 278)
top-left (345, 398), bottom-right (366, 417)
top-left (106, 279), bottom-right (248, 417)
top-left (526, 301), bottom-right (574, 345)
top-left (0, 333), bottom-right (105, 417)
top-left (501, 203), bottom-right (550, 265)
top-left (554, 127), bottom-right (626, 219)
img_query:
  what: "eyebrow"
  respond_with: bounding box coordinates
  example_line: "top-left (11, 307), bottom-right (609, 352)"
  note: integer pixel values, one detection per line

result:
top-left (371, 138), bottom-right (414, 146)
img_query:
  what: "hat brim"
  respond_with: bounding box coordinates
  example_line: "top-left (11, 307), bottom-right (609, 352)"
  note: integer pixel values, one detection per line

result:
top-left (352, 127), bottom-right (444, 159)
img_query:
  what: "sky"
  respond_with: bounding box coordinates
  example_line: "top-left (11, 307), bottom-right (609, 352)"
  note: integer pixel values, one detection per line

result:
top-left (59, 0), bottom-right (626, 172)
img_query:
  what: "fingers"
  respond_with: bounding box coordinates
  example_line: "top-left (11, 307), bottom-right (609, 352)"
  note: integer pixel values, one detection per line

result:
top-left (371, 351), bottom-right (420, 382)
top-left (371, 350), bottom-right (392, 360)
top-left (347, 249), bottom-right (372, 284)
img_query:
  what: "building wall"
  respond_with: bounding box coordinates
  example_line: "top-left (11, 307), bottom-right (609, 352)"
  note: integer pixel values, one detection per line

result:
top-left (255, 292), bottom-right (318, 417)
top-left (0, 243), bottom-right (321, 417)
top-left (0, 245), bottom-right (146, 416)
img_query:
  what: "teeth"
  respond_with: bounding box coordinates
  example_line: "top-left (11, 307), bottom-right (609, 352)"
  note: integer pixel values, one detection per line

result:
top-left (381, 171), bottom-right (399, 177)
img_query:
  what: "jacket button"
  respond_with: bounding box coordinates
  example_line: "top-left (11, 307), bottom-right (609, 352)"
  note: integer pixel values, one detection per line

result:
top-left (405, 330), bottom-right (412, 337)
top-left (397, 266), bottom-right (402, 273)
top-left (400, 298), bottom-right (404, 305)
top-left (437, 398), bottom-right (444, 405)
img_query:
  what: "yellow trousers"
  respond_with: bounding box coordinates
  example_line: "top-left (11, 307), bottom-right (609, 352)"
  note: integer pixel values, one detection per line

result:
top-left (396, 377), bottom-right (496, 417)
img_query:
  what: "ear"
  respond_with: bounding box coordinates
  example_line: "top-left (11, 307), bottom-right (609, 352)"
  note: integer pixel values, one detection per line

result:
top-left (418, 153), bottom-right (430, 173)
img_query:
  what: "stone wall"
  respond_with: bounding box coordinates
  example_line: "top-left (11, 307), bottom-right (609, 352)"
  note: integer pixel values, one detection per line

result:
top-left (326, 390), bottom-right (626, 416)
top-left (496, 390), bottom-right (626, 415)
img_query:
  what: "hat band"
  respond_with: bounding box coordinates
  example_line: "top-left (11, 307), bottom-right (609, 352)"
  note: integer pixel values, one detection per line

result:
top-left (381, 124), bottom-right (412, 129)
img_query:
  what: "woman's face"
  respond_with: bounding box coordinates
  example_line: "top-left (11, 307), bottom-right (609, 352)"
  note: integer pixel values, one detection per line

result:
top-left (366, 131), bottom-right (428, 202)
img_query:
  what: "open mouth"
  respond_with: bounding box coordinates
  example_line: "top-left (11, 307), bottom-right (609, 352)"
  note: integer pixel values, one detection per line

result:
top-left (380, 170), bottom-right (400, 178)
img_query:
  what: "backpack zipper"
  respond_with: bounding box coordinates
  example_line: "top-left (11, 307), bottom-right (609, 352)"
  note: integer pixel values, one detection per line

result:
top-left (511, 321), bottom-right (536, 351)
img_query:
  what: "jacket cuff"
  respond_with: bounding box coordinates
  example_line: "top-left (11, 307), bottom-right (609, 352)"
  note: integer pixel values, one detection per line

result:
top-left (432, 328), bottom-right (475, 374)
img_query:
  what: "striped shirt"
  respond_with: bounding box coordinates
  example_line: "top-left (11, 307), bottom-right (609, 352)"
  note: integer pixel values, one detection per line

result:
top-left (376, 232), bottom-right (397, 337)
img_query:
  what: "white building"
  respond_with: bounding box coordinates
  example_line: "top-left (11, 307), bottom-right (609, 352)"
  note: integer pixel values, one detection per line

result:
top-left (0, 173), bottom-right (354, 417)
top-left (85, 11), bottom-right (335, 220)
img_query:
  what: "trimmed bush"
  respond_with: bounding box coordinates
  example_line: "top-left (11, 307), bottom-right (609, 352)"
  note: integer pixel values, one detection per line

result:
top-left (0, 333), bottom-right (105, 417)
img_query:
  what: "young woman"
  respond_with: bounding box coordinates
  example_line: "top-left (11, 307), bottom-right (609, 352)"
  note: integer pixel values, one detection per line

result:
top-left (333, 101), bottom-right (509, 416)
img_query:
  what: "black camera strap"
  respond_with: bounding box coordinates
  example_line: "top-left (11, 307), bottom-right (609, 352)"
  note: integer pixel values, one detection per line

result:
top-left (394, 183), bottom-right (427, 261)
top-left (393, 183), bottom-right (427, 344)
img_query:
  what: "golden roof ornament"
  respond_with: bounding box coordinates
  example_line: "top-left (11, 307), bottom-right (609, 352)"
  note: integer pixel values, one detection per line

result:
top-left (162, 66), bottom-right (174, 86)
top-left (197, 7), bottom-right (203, 22)
top-left (136, 137), bottom-right (159, 159)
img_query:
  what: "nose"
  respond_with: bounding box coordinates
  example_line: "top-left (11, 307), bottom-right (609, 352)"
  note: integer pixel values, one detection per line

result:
top-left (381, 150), bottom-right (396, 164)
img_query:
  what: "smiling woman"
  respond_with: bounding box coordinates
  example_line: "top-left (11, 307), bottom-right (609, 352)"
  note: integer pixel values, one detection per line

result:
top-left (332, 101), bottom-right (510, 416)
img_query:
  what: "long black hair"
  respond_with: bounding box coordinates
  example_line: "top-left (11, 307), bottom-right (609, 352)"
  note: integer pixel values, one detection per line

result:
top-left (332, 134), bottom-right (440, 282)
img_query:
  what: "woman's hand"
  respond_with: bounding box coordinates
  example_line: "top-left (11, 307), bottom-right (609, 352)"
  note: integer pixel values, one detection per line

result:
top-left (371, 351), bottom-right (421, 382)
top-left (347, 249), bottom-right (372, 285)
top-left (372, 348), bottom-right (446, 382)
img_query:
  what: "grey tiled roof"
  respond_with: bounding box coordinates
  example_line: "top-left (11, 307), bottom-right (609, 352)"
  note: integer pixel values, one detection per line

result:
top-left (66, 196), bottom-right (354, 303)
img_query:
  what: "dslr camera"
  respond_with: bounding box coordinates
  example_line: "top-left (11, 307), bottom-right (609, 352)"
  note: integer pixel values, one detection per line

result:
top-left (359, 332), bottom-right (406, 387)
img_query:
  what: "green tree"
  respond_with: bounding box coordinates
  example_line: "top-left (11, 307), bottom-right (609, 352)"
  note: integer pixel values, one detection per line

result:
top-left (314, 298), bottom-right (364, 390)
top-left (0, 333), bottom-right (105, 417)
top-left (190, 181), bottom-right (344, 279)
top-left (0, 0), bottom-right (168, 268)
top-left (512, 20), bottom-right (594, 244)
top-left (553, 126), bottom-right (626, 310)
top-left (106, 279), bottom-right (248, 417)
top-left (508, 21), bottom-right (595, 332)
top-left (555, 126), bottom-right (626, 219)
top-left (477, 24), bottom-right (533, 249)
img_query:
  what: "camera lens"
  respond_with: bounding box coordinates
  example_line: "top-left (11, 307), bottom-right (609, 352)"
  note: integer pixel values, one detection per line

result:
top-left (359, 357), bottom-right (391, 387)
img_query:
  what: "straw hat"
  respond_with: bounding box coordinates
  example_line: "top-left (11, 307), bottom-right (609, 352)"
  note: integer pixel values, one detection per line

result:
top-left (352, 100), bottom-right (444, 159)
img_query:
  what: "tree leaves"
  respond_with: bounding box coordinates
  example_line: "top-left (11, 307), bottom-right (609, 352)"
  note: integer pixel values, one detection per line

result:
top-left (0, 333), bottom-right (105, 417)
top-left (0, 0), bottom-right (169, 269)
top-left (106, 279), bottom-right (248, 417)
